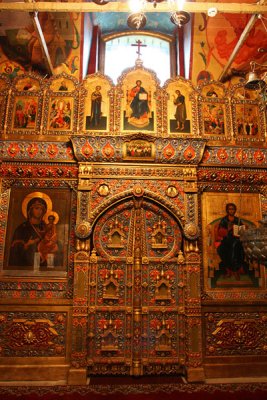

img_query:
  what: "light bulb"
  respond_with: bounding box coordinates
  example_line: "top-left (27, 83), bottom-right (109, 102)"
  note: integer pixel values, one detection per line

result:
top-left (176, 0), bottom-right (185, 11)
top-left (129, 0), bottom-right (143, 13)
top-left (168, 0), bottom-right (185, 11)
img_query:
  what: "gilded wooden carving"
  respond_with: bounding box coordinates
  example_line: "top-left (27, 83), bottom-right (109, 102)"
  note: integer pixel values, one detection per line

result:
top-left (205, 312), bottom-right (267, 356)
top-left (0, 67), bottom-right (266, 383)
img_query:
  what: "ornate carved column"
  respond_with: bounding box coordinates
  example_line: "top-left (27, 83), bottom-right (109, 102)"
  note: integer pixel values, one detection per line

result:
top-left (183, 167), bottom-right (204, 382)
top-left (68, 163), bottom-right (92, 384)
top-left (132, 195), bottom-right (143, 376)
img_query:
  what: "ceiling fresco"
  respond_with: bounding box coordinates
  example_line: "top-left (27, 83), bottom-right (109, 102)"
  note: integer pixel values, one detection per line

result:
top-left (0, 0), bottom-right (265, 81)
top-left (92, 11), bottom-right (178, 35)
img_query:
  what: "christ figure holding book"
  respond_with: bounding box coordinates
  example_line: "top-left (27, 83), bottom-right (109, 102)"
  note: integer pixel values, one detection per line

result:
top-left (214, 203), bottom-right (248, 280)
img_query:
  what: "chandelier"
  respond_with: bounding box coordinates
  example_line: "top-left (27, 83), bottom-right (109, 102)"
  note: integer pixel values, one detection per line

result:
top-left (244, 15), bottom-right (267, 90)
top-left (127, 0), bottom-right (190, 29)
top-left (92, 0), bottom-right (191, 29)
top-left (245, 61), bottom-right (267, 91)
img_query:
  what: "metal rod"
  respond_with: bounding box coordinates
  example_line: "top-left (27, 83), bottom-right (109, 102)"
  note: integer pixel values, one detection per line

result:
top-left (218, 13), bottom-right (259, 82)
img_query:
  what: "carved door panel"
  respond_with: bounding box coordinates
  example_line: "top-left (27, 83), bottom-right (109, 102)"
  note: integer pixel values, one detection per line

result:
top-left (88, 194), bottom-right (185, 375)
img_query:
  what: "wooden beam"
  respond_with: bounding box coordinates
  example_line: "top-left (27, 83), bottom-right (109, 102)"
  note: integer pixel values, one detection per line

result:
top-left (0, 2), bottom-right (266, 14)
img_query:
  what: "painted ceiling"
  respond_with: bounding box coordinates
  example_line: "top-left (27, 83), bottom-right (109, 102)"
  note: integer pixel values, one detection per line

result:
top-left (93, 11), bottom-right (177, 35)
top-left (0, 0), bottom-right (266, 82)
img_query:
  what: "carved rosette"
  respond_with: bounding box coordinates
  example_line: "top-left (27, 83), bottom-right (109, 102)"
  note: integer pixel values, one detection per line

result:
top-left (133, 185), bottom-right (144, 197)
top-left (75, 221), bottom-right (91, 239)
top-left (183, 222), bottom-right (200, 240)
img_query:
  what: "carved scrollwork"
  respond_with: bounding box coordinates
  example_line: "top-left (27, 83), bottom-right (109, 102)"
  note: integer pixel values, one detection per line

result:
top-left (177, 250), bottom-right (185, 264)
top-left (1, 179), bottom-right (16, 191)
top-left (90, 249), bottom-right (98, 264)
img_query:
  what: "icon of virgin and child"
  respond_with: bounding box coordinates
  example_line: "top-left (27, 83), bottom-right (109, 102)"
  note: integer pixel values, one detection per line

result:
top-left (8, 192), bottom-right (63, 270)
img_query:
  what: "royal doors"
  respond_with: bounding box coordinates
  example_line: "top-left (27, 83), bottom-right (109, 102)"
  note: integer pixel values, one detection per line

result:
top-left (87, 191), bottom-right (186, 375)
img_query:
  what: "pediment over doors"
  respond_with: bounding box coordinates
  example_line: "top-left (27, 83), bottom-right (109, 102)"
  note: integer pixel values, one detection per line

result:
top-left (71, 134), bottom-right (207, 165)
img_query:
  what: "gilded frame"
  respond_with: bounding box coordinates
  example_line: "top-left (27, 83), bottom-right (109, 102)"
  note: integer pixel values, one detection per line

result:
top-left (7, 74), bottom-right (44, 136)
top-left (48, 96), bottom-right (74, 131)
top-left (163, 77), bottom-right (196, 136)
top-left (202, 192), bottom-right (265, 291)
top-left (197, 81), bottom-right (232, 142)
top-left (80, 73), bottom-right (114, 135)
top-left (115, 66), bottom-right (161, 135)
top-left (122, 139), bottom-right (155, 161)
top-left (230, 83), bottom-right (266, 143)
top-left (1, 186), bottom-right (72, 277)
top-left (12, 95), bottom-right (39, 131)
top-left (43, 74), bottom-right (79, 136)
top-left (0, 75), bottom-right (9, 134)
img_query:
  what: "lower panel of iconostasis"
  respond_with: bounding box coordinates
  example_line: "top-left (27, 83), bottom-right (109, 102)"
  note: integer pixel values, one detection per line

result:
top-left (202, 305), bottom-right (267, 380)
top-left (1, 305), bottom-right (267, 384)
top-left (0, 305), bottom-right (72, 383)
